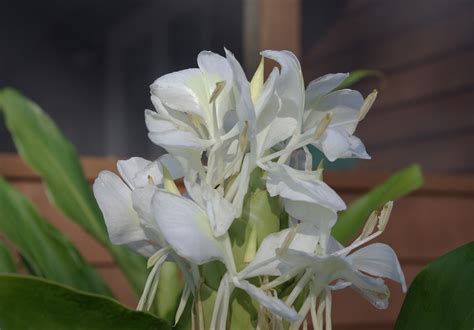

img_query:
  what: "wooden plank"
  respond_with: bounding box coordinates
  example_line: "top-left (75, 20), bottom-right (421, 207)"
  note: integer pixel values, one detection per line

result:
top-left (357, 89), bottom-right (474, 149)
top-left (373, 49), bottom-right (474, 110)
top-left (304, 0), bottom-right (470, 62)
top-left (325, 170), bottom-right (474, 196)
top-left (2, 153), bottom-right (474, 194)
top-left (304, 7), bottom-right (474, 76)
top-left (260, 0), bottom-right (301, 56)
top-left (338, 193), bottom-right (474, 262)
top-left (361, 131), bottom-right (474, 173)
top-left (0, 153), bottom-right (117, 182)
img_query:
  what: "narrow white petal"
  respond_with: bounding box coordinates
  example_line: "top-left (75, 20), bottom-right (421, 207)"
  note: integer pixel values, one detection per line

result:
top-left (305, 73), bottom-right (349, 106)
top-left (224, 49), bottom-right (256, 137)
top-left (233, 279), bottom-right (300, 322)
top-left (261, 50), bottom-right (305, 127)
top-left (348, 243), bottom-right (407, 292)
top-left (152, 189), bottom-right (225, 264)
top-left (93, 171), bottom-right (146, 245)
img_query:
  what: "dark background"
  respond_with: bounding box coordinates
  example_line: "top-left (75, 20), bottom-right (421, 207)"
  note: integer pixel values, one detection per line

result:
top-left (1, 0), bottom-right (473, 173)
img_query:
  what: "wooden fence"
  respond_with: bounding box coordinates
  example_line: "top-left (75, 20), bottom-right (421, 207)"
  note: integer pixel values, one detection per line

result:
top-left (1, 153), bottom-right (473, 329)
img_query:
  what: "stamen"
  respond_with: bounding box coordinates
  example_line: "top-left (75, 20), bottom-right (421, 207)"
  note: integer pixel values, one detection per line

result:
top-left (325, 289), bottom-right (332, 330)
top-left (359, 90), bottom-right (378, 121)
top-left (174, 283), bottom-right (191, 326)
top-left (357, 210), bottom-right (379, 241)
top-left (147, 175), bottom-right (155, 185)
top-left (314, 112), bottom-right (333, 139)
top-left (377, 201), bottom-right (393, 231)
top-left (239, 121), bottom-right (249, 152)
top-left (209, 81), bottom-right (226, 104)
top-left (278, 225), bottom-right (299, 256)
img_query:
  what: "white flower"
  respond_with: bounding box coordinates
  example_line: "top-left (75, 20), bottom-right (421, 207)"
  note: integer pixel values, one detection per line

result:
top-left (304, 73), bottom-right (375, 161)
top-left (93, 155), bottom-right (195, 311)
top-left (94, 48), bottom-right (405, 329)
top-left (262, 202), bottom-right (406, 329)
top-left (151, 180), bottom-right (300, 324)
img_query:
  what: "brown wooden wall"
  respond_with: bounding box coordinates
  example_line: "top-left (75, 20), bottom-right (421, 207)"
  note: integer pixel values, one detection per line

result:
top-left (2, 153), bottom-right (473, 329)
top-left (302, 0), bottom-right (474, 174)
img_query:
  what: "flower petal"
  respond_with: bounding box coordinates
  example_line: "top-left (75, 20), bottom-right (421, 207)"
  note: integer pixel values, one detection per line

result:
top-left (348, 243), bottom-right (407, 292)
top-left (266, 163), bottom-right (346, 212)
top-left (93, 171), bottom-right (146, 245)
top-left (242, 225), bottom-right (320, 278)
top-left (283, 199), bottom-right (337, 228)
top-left (304, 89), bottom-right (363, 134)
top-left (315, 128), bottom-right (370, 161)
top-left (145, 109), bottom-right (212, 151)
top-left (184, 181), bottom-right (236, 237)
top-left (117, 157), bottom-right (152, 189)
top-left (305, 73), bottom-right (349, 106)
top-left (233, 279), bottom-right (300, 322)
top-left (261, 50), bottom-right (305, 128)
top-left (158, 153), bottom-right (184, 179)
top-left (150, 68), bottom-right (206, 118)
top-left (152, 189), bottom-right (225, 264)
top-left (224, 48), bottom-right (256, 137)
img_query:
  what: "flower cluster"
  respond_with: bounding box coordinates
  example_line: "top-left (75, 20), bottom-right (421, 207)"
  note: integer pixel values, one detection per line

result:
top-left (93, 49), bottom-right (405, 329)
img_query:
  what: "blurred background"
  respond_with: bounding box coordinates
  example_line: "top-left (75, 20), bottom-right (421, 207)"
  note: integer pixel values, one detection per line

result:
top-left (1, 0), bottom-right (473, 173)
top-left (1, 1), bottom-right (473, 329)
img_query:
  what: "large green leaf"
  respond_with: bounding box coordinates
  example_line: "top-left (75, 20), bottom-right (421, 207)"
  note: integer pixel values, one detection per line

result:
top-left (0, 275), bottom-right (170, 330)
top-left (0, 88), bottom-right (146, 293)
top-left (395, 242), bottom-right (474, 330)
top-left (332, 164), bottom-right (423, 245)
top-left (0, 178), bottom-right (111, 295)
top-left (0, 240), bottom-right (16, 273)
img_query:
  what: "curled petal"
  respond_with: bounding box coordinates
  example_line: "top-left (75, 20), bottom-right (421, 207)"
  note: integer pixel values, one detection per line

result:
top-left (266, 163), bottom-right (346, 212)
top-left (150, 68), bottom-right (205, 118)
top-left (348, 243), bottom-right (407, 292)
top-left (314, 128), bottom-right (370, 162)
top-left (305, 73), bottom-right (349, 106)
top-left (93, 171), bottom-right (146, 245)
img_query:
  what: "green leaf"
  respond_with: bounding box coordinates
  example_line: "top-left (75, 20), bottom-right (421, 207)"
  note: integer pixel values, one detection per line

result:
top-left (0, 178), bottom-right (111, 295)
top-left (153, 262), bottom-right (183, 323)
top-left (0, 274), bottom-right (170, 330)
top-left (395, 242), bottom-right (474, 330)
top-left (336, 69), bottom-right (384, 90)
top-left (229, 189), bottom-right (281, 273)
top-left (0, 88), bottom-right (146, 293)
top-left (332, 164), bottom-right (423, 245)
top-left (0, 240), bottom-right (16, 273)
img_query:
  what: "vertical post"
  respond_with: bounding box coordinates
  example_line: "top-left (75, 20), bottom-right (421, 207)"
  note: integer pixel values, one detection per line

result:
top-left (243, 0), bottom-right (301, 74)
